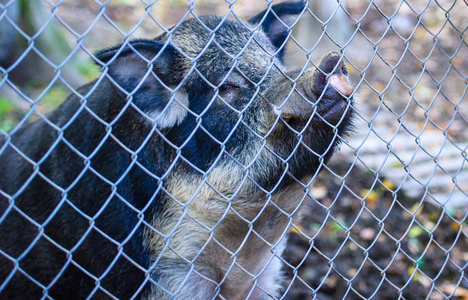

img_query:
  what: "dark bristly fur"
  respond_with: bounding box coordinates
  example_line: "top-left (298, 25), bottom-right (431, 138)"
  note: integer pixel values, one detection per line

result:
top-left (0, 2), bottom-right (354, 299)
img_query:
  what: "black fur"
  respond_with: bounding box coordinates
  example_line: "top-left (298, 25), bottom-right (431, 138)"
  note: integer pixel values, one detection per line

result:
top-left (0, 2), bottom-right (353, 299)
top-left (248, 1), bottom-right (306, 61)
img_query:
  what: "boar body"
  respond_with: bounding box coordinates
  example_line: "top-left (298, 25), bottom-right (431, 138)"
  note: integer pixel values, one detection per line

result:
top-left (0, 2), bottom-right (354, 299)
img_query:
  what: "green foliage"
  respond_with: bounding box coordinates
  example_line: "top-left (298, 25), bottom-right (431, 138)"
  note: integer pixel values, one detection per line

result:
top-left (0, 97), bottom-right (16, 132)
top-left (76, 61), bottom-right (101, 81)
top-left (331, 217), bottom-right (347, 232)
top-left (0, 84), bottom-right (69, 132)
top-left (37, 86), bottom-right (69, 114)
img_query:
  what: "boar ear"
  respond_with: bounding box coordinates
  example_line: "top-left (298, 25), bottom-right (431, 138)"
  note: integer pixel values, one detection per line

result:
top-left (95, 39), bottom-right (183, 87)
top-left (248, 1), bottom-right (306, 61)
top-left (95, 39), bottom-right (188, 128)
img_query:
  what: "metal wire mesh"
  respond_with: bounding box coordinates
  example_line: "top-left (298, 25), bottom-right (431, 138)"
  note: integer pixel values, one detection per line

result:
top-left (0, 0), bottom-right (467, 299)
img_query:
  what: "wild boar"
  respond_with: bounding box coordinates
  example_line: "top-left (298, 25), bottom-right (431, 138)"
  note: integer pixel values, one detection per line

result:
top-left (0, 1), bottom-right (354, 299)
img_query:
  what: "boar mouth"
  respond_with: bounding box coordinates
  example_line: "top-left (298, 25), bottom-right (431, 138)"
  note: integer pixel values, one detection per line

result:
top-left (279, 96), bottom-right (352, 130)
top-left (316, 96), bottom-right (353, 126)
top-left (281, 115), bottom-right (296, 124)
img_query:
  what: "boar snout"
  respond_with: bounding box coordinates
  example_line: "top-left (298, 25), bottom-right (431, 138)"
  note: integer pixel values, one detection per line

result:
top-left (329, 73), bottom-right (353, 97)
top-left (312, 52), bottom-right (354, 126)
top-left (273, 69), bottom-right (315, 121)
top-left (273, 52), bottom-right (353, 129)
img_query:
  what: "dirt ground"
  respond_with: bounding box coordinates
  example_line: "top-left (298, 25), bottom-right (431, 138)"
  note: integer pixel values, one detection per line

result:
top-left (281, 159), bottom-right (467, 299)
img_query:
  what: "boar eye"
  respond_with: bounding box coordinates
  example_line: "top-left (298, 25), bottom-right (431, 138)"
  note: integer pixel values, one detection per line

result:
top-left (341, 65), bottom-right (348, 76)
top-left (218, 83), bottom-right (238, 94)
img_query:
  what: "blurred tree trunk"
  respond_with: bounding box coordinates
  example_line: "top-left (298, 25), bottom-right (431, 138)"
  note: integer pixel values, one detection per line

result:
top-left (0, 0), bottom-right (19, 64)
top-left (286, 0), bottom-right (369, 67)
top-left (0, 0), bottom-right (81, 88)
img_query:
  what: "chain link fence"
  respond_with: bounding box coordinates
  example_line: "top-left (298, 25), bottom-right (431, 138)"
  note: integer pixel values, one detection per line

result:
top-left (0, 0), bottom-right (467, 299)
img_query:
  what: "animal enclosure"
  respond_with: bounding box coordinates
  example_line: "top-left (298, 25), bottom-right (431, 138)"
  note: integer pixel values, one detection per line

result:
top-left (0, 0), bottom-right (467, 299)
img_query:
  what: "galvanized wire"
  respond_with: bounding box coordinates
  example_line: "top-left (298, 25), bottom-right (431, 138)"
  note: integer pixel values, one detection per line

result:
top-left (0, 0), bottom-right (467, 299)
